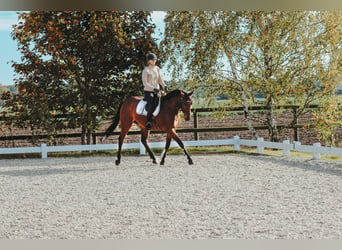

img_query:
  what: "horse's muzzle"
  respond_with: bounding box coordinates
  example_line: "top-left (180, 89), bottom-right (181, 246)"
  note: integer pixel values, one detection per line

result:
top-left (184, 114), bottom-right (191, 121)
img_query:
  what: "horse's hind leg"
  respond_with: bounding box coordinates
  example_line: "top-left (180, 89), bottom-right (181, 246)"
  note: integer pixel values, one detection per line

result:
top-left (141, 129), bottom-right (157, 164)
top-left (116, 133), bottom-right (125, 165)
top-left (116, 118), bottom-right (133, 165)
top-left (160, 135), bottom-right (171, 165)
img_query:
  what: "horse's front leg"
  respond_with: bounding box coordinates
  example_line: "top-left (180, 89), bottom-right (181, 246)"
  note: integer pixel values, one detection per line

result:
top-left (168, 129), bottom-right (193, 165)
top-left (141, 130), bottom-right (157, 164)
top-left (160, 135), bottom-right (171, 165)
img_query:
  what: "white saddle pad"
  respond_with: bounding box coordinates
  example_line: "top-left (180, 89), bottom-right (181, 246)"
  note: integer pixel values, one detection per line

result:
top-left (136, 99), bottom-right (161, 117)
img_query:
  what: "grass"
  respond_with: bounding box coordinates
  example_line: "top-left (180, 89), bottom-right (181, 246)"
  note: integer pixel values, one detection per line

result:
top-left (1, 145), bottom-right (342, 161)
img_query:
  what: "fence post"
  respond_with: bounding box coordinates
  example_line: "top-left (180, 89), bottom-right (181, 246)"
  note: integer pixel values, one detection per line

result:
top-left (139, 141), bottom-right (146, 155)
top-left (282, 139), bottom-right (290, 157)
top-left (257, 137), bottom-right (264, 154)
top-left (313, 142), bottom-right (321, 160)
top-left (92, 134), bottom-right (97, 145)
top-left (233, 136), bottom-right (240, 151)
top-left (294, 141), bottom-right (301, 148)
top-left (193, 110), bottom-right (198, 140)
top-left (293, 107), bottom-right (299, 141)
top-left (41, 143), bottom-right (47, 159)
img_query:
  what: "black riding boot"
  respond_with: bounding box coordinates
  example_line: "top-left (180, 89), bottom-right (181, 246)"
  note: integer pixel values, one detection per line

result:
top-left (144, 93), bottom-right (154, 130)
top-left (145, 111), bottom-right (153, 130)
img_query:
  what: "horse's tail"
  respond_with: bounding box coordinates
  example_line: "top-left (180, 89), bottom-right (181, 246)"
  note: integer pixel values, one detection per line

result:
top-left (101, 103), bottom-right (122, 142)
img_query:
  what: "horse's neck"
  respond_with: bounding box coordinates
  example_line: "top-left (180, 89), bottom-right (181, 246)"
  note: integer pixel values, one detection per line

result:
top-left (162, 96), bottom-right (181, 116)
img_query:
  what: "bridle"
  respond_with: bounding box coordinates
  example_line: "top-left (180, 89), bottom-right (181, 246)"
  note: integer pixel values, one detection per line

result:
top-left (179, 93), bottom-right (192, 119)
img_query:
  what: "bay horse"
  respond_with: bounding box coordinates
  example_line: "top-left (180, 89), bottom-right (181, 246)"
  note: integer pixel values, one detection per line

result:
top-left (102, 89), bottom-right (194, 165)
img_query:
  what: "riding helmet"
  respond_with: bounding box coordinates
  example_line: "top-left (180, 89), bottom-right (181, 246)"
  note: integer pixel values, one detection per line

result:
top-left (146, 53), bottom-right (157, 61)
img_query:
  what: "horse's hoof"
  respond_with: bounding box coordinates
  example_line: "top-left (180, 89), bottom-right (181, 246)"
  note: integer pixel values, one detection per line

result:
top-left (115, 160), bottom-right (120, 165)
top-left (152, 159), bottom-right (158, 164)
top-left (160, 160), bottom-right (165, 165)
top-left (189, 159), bottom-right (194, 165)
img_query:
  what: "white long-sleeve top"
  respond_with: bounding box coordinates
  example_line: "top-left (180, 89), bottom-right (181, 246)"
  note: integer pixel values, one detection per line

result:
top-left (142, 65), bottom-right (166, 92)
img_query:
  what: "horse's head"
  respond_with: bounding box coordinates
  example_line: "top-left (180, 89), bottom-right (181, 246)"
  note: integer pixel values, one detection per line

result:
top-left (180, 91), bottom-right (194, 121)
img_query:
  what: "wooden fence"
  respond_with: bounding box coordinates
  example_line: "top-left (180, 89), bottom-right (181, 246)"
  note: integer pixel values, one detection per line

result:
top-left (191, 104), bottom-right (318, 141)
top-left (0, 104), bottom-right (319, 145)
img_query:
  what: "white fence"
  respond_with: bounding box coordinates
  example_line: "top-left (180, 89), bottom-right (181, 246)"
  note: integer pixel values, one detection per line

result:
top-left (0, 135), bottom-right (341, 160)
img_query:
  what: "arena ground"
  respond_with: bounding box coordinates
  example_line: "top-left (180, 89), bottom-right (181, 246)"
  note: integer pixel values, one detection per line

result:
top-left (1, 154), bottom-right (342, 239)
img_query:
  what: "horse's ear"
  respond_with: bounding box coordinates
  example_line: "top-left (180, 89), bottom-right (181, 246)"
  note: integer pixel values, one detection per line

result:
top-left (188, 91), bottom-right (194, 96)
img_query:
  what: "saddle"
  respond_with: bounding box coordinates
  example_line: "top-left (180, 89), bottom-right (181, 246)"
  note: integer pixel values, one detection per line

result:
top-left (136, 99), bottom-right (161, 117)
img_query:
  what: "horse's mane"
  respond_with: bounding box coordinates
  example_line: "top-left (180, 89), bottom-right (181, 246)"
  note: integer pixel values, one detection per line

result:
top-left (161, 89), bottom-right (183, 102)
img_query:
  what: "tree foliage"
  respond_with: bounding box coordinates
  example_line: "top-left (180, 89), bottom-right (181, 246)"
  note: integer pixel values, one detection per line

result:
top-left (162, 11), bottom-right (342, 142)
top-left (1, 11), bottom-right (157, 144)
top-left (0, 84), bottom-right (10, 104)
top-left (312, 96), bottom-right (342, 146)
top-left (0, 84), bottom-right (9, 131)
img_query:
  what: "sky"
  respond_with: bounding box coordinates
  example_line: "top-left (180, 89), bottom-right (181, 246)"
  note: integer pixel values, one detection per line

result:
top-left (0, 11), bottom-right (168, 86)
top-left (0, 11), bottom-right (21, 86)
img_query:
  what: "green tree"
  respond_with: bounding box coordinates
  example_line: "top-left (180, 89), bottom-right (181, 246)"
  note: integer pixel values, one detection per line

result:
top-left (0, 84), bottom-right (10, 131)
top-left (2, 11), bottom-right (157, 144)
top-left (162, 11), bottom-right (342, 142)
top-left (312, 96), bottom-right (342, 146)
top-left (0, 84), bottom-right (9, 105)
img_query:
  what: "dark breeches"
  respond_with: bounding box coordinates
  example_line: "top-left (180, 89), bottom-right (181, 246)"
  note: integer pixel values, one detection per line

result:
top-left (144, 91), bottom-right (159, 113)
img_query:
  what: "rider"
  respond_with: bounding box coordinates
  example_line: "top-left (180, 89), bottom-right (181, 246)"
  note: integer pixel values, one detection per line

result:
top-left (142, 53), bottom-right (168, 130)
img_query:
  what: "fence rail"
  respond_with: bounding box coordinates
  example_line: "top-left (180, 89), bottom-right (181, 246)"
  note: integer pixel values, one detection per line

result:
top-left (0, 136), bottom-right (340, 160)
top-left (0, 104), bottom-right (318, 144)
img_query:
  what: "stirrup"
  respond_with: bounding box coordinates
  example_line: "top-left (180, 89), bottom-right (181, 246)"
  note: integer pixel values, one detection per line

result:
top-left (145, 121), bottom-right (152, 130)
